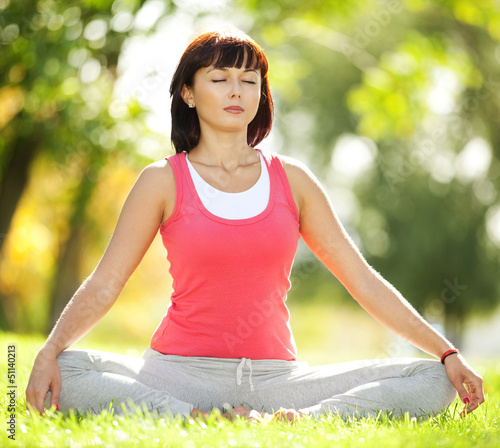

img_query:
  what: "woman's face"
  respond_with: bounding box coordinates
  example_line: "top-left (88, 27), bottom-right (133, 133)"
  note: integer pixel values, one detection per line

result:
top-left (183, 64), bottom-right (262, 139)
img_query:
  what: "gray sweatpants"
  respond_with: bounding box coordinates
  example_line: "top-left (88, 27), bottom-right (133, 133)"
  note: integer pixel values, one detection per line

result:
top-left (48, 348), bottom-right (457, 419)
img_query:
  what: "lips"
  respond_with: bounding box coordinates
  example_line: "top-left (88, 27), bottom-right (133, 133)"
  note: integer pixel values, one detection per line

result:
top-left (224, 106), bottom-right (244, 114)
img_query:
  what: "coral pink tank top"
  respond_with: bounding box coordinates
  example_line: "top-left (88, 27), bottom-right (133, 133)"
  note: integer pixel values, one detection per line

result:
top-left (150, 149), bottom-right (300, 360)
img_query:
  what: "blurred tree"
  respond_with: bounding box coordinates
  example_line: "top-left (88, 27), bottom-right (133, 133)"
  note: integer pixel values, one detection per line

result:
top-left (1, 0), bottom-right (499, 347)
top-left (346, 1), bottom-right (500, 344)
top-left (238, 0), bottom-right (500, 344)
top-left (0, 0), bottom-right (174, 330)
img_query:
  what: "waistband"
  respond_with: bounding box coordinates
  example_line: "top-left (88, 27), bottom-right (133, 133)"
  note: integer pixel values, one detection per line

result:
top-left (143, 349), bottom-right (307, 391)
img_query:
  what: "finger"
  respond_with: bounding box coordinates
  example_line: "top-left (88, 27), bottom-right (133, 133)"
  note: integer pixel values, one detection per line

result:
top-left (34, 388), bottom-right (49, 416)
top-left (25, 390), bottom-right (42, 416)
top-left (460, 393), bottom-right (485, 417)
top-left (460, 402), bottom-right (474, 418)
top-left (26, 400), bottom-right (41, 416)
top-left (451, 380), bottom-right (470, 405)
top-left (50, 377), bottom-right (61, 410)
top-left (447, 372), bottom-right (471, 407)
top-left (462, 379), bottom-right (484, 412)
top-left (25, 388), bottom-right (34, 412)
top-left (26, 386), bottom-right (45, 416)
top-left (469, 384), bottom-right (485, 409)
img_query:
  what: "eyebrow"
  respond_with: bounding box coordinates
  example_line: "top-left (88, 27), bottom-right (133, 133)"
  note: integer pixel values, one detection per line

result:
top-left (206, 67), bottom-right (259, 74)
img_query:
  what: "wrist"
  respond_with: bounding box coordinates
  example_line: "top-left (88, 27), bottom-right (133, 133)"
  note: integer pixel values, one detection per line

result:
top-left (38, 343), bottom-right (62, 361)
top-left (440, 348), bottom-right (459, 364)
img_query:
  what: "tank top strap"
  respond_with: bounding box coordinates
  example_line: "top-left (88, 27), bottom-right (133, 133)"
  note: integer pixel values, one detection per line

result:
top-left (164, 150), bottom-right (299, 225)
top-left (164, 152), bottom-right (189, 224)
top-left (262, 151), bottom-right (300, 221)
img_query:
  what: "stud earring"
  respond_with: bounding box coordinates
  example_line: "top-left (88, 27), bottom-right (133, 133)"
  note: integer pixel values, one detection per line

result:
top-left (188, 103), bottom-right (195, 108)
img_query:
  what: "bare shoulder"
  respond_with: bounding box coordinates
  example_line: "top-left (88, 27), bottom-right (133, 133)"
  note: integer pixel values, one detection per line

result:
top-left (277, 154), bottom-right (320, 186)
top-left (275, 154), bottom-right (324, 214)
top-left (139, 158), bottom-right (173, 182)
top-left (134, 158), bottom-right (175, 194)
top-left (130, 158), bottom-right (176, 221)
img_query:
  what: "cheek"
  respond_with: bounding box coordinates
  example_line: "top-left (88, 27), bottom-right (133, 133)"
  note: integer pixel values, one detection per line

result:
top-left (253, 90), bottom-right (262, 109)
top-left (248, 85), bottom-right (260, 103)
top-left (194, 88), bottom-right (220, 107)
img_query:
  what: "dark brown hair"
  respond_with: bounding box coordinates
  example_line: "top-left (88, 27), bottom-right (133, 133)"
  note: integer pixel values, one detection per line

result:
top-left (170, 28), bottom-right (273, 153)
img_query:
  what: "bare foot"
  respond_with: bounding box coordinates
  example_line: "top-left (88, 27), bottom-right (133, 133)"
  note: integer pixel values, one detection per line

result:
top-left (272, 408), bottom-right (304, 423)
top-left (191, 405), bottom-right (272, 423)
top-left (222, 405), bottom-right (269, 422)
top-left (190, 408), bottom-right (210, 420)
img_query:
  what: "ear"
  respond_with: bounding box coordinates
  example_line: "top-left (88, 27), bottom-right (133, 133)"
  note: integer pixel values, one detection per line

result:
top-left (181, 84), bottom-right (195, 107)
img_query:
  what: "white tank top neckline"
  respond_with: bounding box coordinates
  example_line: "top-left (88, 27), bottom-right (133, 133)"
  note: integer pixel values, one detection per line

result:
top-left (185, 150), bottom-right (270, 220)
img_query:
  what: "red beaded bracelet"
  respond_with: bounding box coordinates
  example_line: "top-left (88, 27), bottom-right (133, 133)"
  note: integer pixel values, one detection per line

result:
top-left (440, 349), bottom-right (459, 364)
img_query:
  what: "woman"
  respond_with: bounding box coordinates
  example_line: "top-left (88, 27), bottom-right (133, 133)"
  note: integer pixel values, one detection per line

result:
top-left (26, 27), bottom-right (484, 422)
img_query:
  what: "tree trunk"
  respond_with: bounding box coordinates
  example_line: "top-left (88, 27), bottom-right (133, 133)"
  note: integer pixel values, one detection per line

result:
top-left (0, 132), bottom-right (40, 330)
top-left (47, 162), bottom-right (101, 332)
top-left (0, 133), bottom-right (40, 252)
top-left (48, 221), bottom-right (85, 331)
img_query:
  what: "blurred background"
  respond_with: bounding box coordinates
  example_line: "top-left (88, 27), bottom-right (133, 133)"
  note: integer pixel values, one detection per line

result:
top-left (1, 0), bottom-right (499, 367)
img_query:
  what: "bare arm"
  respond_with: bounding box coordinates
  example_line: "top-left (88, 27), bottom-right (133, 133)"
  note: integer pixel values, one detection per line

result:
top-left (26, 160), bottom-right (175, 414)
top-left (282, 156), bottom-right (484, 414)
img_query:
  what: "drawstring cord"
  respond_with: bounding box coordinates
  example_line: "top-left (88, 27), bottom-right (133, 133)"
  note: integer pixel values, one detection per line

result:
top-left (236, 357), bottom-right (255, 391)
top-left (236, 359), bottom-right (244, 386)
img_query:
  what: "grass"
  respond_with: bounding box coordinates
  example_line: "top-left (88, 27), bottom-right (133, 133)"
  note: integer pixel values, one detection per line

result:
top-left (1, 332), bottom-right (499, 447)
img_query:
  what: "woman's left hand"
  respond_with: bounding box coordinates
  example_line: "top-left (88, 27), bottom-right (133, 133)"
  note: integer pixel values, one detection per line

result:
top-left (443, 353), bottom-right (485, 417)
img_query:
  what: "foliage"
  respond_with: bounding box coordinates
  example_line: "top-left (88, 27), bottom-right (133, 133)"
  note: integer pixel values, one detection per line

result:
top-left (346, 0), bottom-right (500, 341)
top-left (0, 0), bottom-right (173, 331)
top-left (0, 0), bottom-right (499, 343)
top-left (238, 0), bottom-right (500, 342)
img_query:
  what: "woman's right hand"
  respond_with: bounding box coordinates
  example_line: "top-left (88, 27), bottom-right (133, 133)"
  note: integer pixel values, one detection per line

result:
top-left (25, 349), bottom-right (61, 415)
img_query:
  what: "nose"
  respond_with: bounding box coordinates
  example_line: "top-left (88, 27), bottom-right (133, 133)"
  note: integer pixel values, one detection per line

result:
top-left (229, 79), bottom-right (242, 98)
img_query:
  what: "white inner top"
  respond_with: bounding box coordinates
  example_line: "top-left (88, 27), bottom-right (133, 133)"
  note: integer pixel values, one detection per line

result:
top-left (185, 151), bottom-right (270, 219)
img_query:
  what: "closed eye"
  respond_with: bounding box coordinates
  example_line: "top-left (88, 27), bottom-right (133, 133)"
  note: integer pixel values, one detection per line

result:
top-left (212, 79), bottom-right (226, 83)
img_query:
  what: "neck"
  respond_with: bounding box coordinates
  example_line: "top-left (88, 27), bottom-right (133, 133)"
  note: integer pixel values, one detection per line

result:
top-left (189, 129), bottom-right (256, 170)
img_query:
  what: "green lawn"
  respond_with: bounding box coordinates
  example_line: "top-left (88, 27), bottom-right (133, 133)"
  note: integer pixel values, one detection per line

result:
top-left (1, 332), bottom-right (499, 447)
